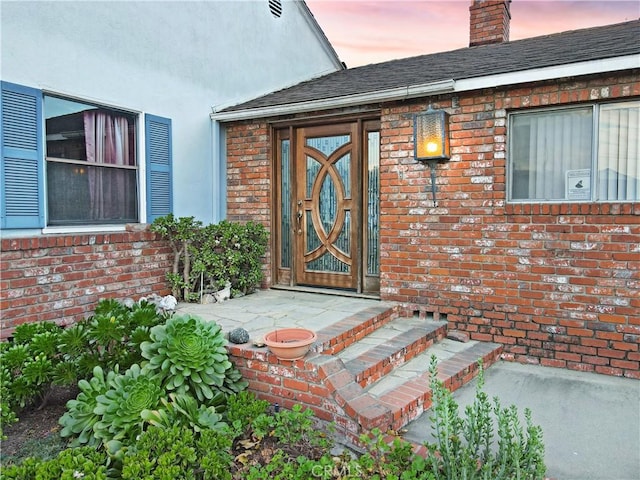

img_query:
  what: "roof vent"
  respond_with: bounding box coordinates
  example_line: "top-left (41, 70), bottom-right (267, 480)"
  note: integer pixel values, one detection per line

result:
top-left (269, 0), bottom-right (282, 18)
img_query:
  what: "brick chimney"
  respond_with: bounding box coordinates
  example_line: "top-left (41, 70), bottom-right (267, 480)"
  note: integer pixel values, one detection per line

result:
top-left (469, 0), bottom-right (511, 47)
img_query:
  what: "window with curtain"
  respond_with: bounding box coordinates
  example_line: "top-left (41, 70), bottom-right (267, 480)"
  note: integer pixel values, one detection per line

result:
top-left (509, 100), bottom-right (639, 202)
top-left (44, 95), bottom-right (138, 225)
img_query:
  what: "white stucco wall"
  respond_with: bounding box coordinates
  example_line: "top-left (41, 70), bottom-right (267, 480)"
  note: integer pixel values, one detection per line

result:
top-left (1, 0), bottom-right (341, 225)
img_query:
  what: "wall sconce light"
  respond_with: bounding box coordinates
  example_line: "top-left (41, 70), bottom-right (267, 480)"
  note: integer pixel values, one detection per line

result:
top-left (414, 106), bottom-right (450, 206)
top-left (414, 106), bottom-right (450, 162)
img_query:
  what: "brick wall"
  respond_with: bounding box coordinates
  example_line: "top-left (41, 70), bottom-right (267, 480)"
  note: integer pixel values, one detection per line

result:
top-left (226, 121), bottom-right (273, 287)
top-left (379, 72), bottom-right (640, 378)
top-left (227, 343), bottom-right (361, 445)
top-left (469, 0), bottom-right (511, 47)
top-left (0, 225), bottom-right (171, 339)
top-left (224, 71), bottom-right (639, 378)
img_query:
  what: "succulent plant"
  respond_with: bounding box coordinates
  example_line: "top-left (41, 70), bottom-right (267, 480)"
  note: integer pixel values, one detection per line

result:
top-left (21, 353), bottom-right (54, 393)
top-left (59, 366), bottom-right (117, 447)
top-left (141, 391), bottom-right (227, 433)
top-left (11, 321), bottom-right (61, 345)
top-left (1, 344), bottom-right (31, 372)
top-left (93, 364), bottom-right (163, 446)
top-left (140, 315), bottom-right (234, 402)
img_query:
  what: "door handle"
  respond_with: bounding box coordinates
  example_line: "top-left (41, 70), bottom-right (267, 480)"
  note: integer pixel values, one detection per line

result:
top-left (296, 200), bottom-right (303, 234)
top-left (296, 210), bottom-right (303, 235)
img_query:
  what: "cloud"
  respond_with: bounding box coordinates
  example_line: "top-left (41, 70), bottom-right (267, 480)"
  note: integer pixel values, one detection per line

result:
top-left (306, 0), bottom-right (640, 67)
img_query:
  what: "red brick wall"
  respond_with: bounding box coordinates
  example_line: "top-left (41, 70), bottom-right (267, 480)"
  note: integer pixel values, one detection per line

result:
top-left (225, 72), bottom-right (639, 378)
top-left (0, 225), bottom-right (171, 339)
top-left (379, 72), bottom-right (640, 378)
top-left (226, 121), bottom-right (272, 287)
top-left (469, 0), bottom-right (511, 47)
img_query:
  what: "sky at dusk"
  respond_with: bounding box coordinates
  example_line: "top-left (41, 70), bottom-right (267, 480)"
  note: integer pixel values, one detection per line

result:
top-left (305, 0), bottom-right (640, 68)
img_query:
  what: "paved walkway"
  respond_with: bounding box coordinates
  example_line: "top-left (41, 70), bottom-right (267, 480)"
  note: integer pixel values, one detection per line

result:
top-left (175, 288), bottom-right (385, 341)
top-left (176, 290), bottom-right (640, 480)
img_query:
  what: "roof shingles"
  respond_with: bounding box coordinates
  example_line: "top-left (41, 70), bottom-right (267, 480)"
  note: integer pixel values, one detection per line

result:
top-left (221, 20), bottom-right (639, 113)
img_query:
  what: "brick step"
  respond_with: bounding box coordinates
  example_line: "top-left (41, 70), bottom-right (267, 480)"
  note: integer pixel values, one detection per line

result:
top-left (321, 320), bottom-right (503, 439)
top-left (335, 316), bottom-right (447, 387)
top-left (312, 302), bottom-right (398, 355)
top-left (370, 339), bottom-right (503, 431)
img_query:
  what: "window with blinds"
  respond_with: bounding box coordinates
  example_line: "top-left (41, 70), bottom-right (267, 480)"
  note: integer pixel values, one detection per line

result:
top-left (508, 100), bottom-right (639, 202)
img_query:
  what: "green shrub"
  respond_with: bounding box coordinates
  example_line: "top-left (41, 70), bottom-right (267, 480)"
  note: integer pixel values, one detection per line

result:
top-left (120, 425), bottom-right (234, 479)
top-left (422, 356), bottom-right (546, 479)
top-left (0, 297), bottom-right (170, 439)
top-left (224, 391), bottom-right (270, 436)
top-left (149, 213), bottom-right (203, 300)
top-left (0, 446), bottom-right (109, 480)
top-left (151, 214), bottom-right (269, 301)
top-left (191, 220), bottom-right (268, 297)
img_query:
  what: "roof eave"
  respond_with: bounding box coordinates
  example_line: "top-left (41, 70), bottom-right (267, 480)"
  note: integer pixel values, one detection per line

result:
top-left (456, 54), bottom-right (639, 93)
top-left (210, 54), bottom-right (639, 123)
top-left (210, 79), bottom-right (456, 122)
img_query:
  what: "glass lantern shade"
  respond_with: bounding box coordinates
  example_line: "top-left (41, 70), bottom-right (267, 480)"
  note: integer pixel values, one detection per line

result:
top-left (414, 109), bottom-right (450, 161)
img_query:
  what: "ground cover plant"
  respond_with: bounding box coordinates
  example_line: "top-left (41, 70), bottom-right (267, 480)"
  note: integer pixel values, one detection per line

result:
top-left (0, 297), bottom-right (172, 440)
top-left (1, 298), bottom-right (546, 479)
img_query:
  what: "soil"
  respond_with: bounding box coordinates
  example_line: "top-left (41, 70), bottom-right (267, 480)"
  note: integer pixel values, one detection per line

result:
top-left (1, 385), bottom-right (76, 460)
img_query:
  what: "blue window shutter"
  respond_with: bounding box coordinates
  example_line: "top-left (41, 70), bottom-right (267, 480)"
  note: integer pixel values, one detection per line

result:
top-left (1, 81), bottom-right (44, 229)
top-left (145, 114), bottom-right (173, 222)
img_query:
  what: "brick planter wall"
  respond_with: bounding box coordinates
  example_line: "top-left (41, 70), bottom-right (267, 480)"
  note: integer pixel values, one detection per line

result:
top-left (228, 345), bottom-right (360, 443)
top-left (0, 225), bottom-right (171, 339)
top-left (225, 71), bottom-right (640, 378)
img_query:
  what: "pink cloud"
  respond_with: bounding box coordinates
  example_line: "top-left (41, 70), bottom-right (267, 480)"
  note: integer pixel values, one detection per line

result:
top-left (306, 0), bottom-right (640, 67)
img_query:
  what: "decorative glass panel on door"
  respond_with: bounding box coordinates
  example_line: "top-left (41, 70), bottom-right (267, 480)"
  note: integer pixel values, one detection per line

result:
top-left (303, 134), bottom-right (352, 275)
top-left (367, 131), bottom-right (380, 276)
top-left (280, 139), bottom-right (291, 268)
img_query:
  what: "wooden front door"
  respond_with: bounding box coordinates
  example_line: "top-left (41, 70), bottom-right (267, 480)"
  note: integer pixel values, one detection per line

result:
top-left (274, 120), bottom-right (380, 294)
top-left (295, 123), bottom-right (358, 289)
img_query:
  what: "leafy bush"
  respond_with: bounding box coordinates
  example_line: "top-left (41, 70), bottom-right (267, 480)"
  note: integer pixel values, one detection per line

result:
top-left (141, 314), bottom-right (247, 402)
top-left (120, 425), bottom-right (234, 480)
top-left (224, 391), bottom-right (270, 436)
top-left (0, 446), bottom-right (109, 480)
top-left (149, 213), bottom-right (203, 300)
top-left (191, 220), bottom-right (269, 297)
top-left (422, 356), bottom-right (546, 479)
top-left (151, 214), bottom-right (269, 301)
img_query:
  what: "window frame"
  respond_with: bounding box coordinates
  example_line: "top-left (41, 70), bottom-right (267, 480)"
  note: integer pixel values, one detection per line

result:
top-left (1, 81), bottom-right (173, 231)
top-left (507, 100), bottom-right (639, 204)
top-left (43, 94), bottom-right (140, 227)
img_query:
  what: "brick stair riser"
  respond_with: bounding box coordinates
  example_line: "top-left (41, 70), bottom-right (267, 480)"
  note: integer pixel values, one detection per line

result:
top-left (314, 306), bottom-right (399, 354)
top-left (353, 326), bottom-right (447, 387)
